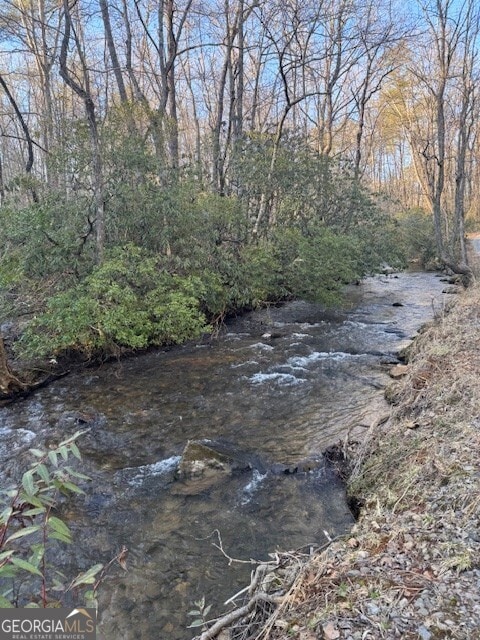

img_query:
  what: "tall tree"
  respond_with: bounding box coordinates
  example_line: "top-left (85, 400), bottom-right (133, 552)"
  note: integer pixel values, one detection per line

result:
top-left (59, 0), bottom-right (105, 263)
top-left (0, 0), bottom-right (62, 184)
top-left (350, 0), bottom-right (401, 180)
top-left (133, 0), bottom-right (194, 170)
top-left (0, 71), bottom-right (37, 201)
top-left (452, 0), bottom-right (479, 268)
top-left (408, 0), bottom-right (477, 273)
top-left (99, 0), bottom-right (128, 103)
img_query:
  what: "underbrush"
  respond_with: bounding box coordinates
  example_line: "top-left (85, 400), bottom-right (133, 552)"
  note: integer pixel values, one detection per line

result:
top-left (13, 225), bottom-right (391, 362)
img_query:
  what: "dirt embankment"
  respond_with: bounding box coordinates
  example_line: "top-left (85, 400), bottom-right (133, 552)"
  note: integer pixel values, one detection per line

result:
top-left (195, 283), bottom-right (480, 640)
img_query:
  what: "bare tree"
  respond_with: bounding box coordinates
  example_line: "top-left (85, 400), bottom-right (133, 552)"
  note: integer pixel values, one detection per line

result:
top-left (0, 71), bottom-right (38, 201)
top-left (210, 0), bottom-right (239, 193)
top-left (59, 0), bottom-right (105, 262)
top-left (99, 0), bottom-right (128, 103)
top-left (133, 0), bottom-right (194, 170)
top-left (452, 0), bottom-right (479, 269)
top-left (350, 0), bottom-right (402, 180)
top-left (0, 0), bottom-right (62, 184)
top-left (405, 0), bottom-right (477, 273)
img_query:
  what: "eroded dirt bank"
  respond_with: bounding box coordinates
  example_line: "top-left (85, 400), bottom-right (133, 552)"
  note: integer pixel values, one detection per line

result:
top-left (195, 284), bottom-right (480, 640)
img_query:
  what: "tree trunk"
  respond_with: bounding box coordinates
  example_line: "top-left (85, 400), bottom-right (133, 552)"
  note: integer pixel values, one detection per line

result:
top-left (233, 0), bottom-right (244, 142)
top-left (122, 0), bottom-right (145, 102)
top-left (99, 0), bottom-right (128, 103)
top-left (452, 0), bottom-right (478, 271)
top-left (0, 151), bottom-right (5, 205)
top-left (0, 72), bottom-right (38, 202)
top-left (165, 0), bottom-right (179, 169)
top-left (432, 88), bottom-right (446, 260)
top-left (212, 46), bottom-right (231, 194)
top-left (59, 0), bottom-right (105, 263)
top-left (20, 0), bottom-right (58, 187)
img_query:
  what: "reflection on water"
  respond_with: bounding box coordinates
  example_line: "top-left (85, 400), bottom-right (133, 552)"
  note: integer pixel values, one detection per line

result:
top-left (0, 272), bottom-right (447, 639)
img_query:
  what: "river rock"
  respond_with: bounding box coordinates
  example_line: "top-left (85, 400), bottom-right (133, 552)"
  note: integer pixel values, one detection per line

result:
top-left (389, 364), bottom-right (410, 378)
top-left (442, 286), bottom-right (460, 294)
top-left (384, 382), bottom-right (402, 405)
top-left (176, 440), bottom-right (251, 479)
top-left (270, 458), bottom-right (324, 475)
top-left (380, 355), bottom-right (401, 365)
top-left (261, 331), bottom-right (284, 340)
top-left (381, 265), bottom-right (395, 276)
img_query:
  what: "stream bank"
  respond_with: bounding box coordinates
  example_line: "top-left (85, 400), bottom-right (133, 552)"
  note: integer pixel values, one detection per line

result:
top-left (200, 283), bottom-right (480, 640)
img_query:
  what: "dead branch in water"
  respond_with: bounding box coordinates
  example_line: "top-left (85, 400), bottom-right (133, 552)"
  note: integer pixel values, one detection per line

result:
top-left (194, 537), bottom-right (340, 640)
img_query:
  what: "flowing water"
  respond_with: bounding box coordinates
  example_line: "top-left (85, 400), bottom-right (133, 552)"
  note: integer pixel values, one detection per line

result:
top-left (0, 271), bottom-right (448, 639)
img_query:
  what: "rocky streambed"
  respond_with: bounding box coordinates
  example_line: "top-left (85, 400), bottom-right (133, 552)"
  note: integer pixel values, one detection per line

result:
top-left (199, 282), bottom-right (480, 640)
top-left (0, 270), bottom-right (451, 639)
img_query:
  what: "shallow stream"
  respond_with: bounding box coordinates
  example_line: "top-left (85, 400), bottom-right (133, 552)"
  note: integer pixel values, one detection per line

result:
top-left (0, 271), bottom-right (448, 638)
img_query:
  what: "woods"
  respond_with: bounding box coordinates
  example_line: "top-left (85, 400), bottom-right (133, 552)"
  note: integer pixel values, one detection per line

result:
top-left (0, 0), bottom-right (479, 365)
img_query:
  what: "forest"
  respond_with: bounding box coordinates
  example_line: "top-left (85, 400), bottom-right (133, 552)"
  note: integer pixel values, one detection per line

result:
top-left (0, 0), bottom-right (479, 368)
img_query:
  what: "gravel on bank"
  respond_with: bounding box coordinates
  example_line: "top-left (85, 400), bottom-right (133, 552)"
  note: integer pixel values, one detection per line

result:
top-left (194, 283), bottom-right (480, 640)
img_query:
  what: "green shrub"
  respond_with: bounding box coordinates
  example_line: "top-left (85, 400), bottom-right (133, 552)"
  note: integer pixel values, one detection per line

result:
top-left (0, 194), bottom-right (97, 286)
top-left (273, 227), bottom-right (363, 305)
top-left (17, 244), bottom-right (210, 359)
top-left (396, 208), bottom-right (437, 266)
top-left (0, 432), bottom-right (106, 608)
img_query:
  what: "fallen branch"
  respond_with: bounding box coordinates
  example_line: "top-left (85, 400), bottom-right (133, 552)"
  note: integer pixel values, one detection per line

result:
top-left (196, 592), bottom-right (284, 640)
top-left (211, 529), bottom-right (262, 566)
top-left (0, 337), bottom-right (27, 397)
top-left (224, 563), bottom-right (274, 606)
top-left (201, 540), bottom-right (340, 640)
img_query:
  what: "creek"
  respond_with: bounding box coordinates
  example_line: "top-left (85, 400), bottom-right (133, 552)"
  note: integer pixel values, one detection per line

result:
top-left (0, 270), bottom-right (448, 639)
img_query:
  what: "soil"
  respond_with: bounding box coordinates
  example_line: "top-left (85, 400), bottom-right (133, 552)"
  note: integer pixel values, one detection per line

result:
top-left (194, 281), bottom-right (480, 640)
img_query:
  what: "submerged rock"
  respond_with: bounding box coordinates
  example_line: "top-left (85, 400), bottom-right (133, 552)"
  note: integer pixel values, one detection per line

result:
top-left (442, 286), bottom-right (460, 294)
top-left (270, 458), bottom-right (324, 475)
top-left (176, 439), bottom-right (252, 479)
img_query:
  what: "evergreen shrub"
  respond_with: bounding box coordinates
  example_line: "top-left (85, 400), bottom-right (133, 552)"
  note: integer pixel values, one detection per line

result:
top-left (18, 244), bottom-right (210, 359)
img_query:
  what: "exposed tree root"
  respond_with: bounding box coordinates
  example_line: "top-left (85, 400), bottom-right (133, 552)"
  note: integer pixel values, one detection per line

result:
top-left (0, 336), bottom-right (27, 397)
top-left (0, 336), bottom-right (70, 406)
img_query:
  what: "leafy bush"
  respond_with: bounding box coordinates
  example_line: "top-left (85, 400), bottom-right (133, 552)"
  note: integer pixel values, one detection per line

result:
top-left (273, 227), bottom-right (363, 305)
top-left (396, 208), bottom-right (437, 267)
top-left (0, 193), bottom-right (99, 283)
top-left (0, 432), bottom-right (107, 608)
top-left (196, 240), bottom-right (287, 320)
top-left (3, 125), bottom-right (409, 358)
top-left (18, 244), bottom-right (210, 359)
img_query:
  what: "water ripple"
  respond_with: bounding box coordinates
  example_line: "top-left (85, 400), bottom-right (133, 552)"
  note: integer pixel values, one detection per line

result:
top-left (248, 372), bottom-right (307, 386)
top-left (121, 455), bottom-right (181, 487)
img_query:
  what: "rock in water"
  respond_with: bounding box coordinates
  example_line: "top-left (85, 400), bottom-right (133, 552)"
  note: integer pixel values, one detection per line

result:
top-left (176, 440), bottom-right (236, 479)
